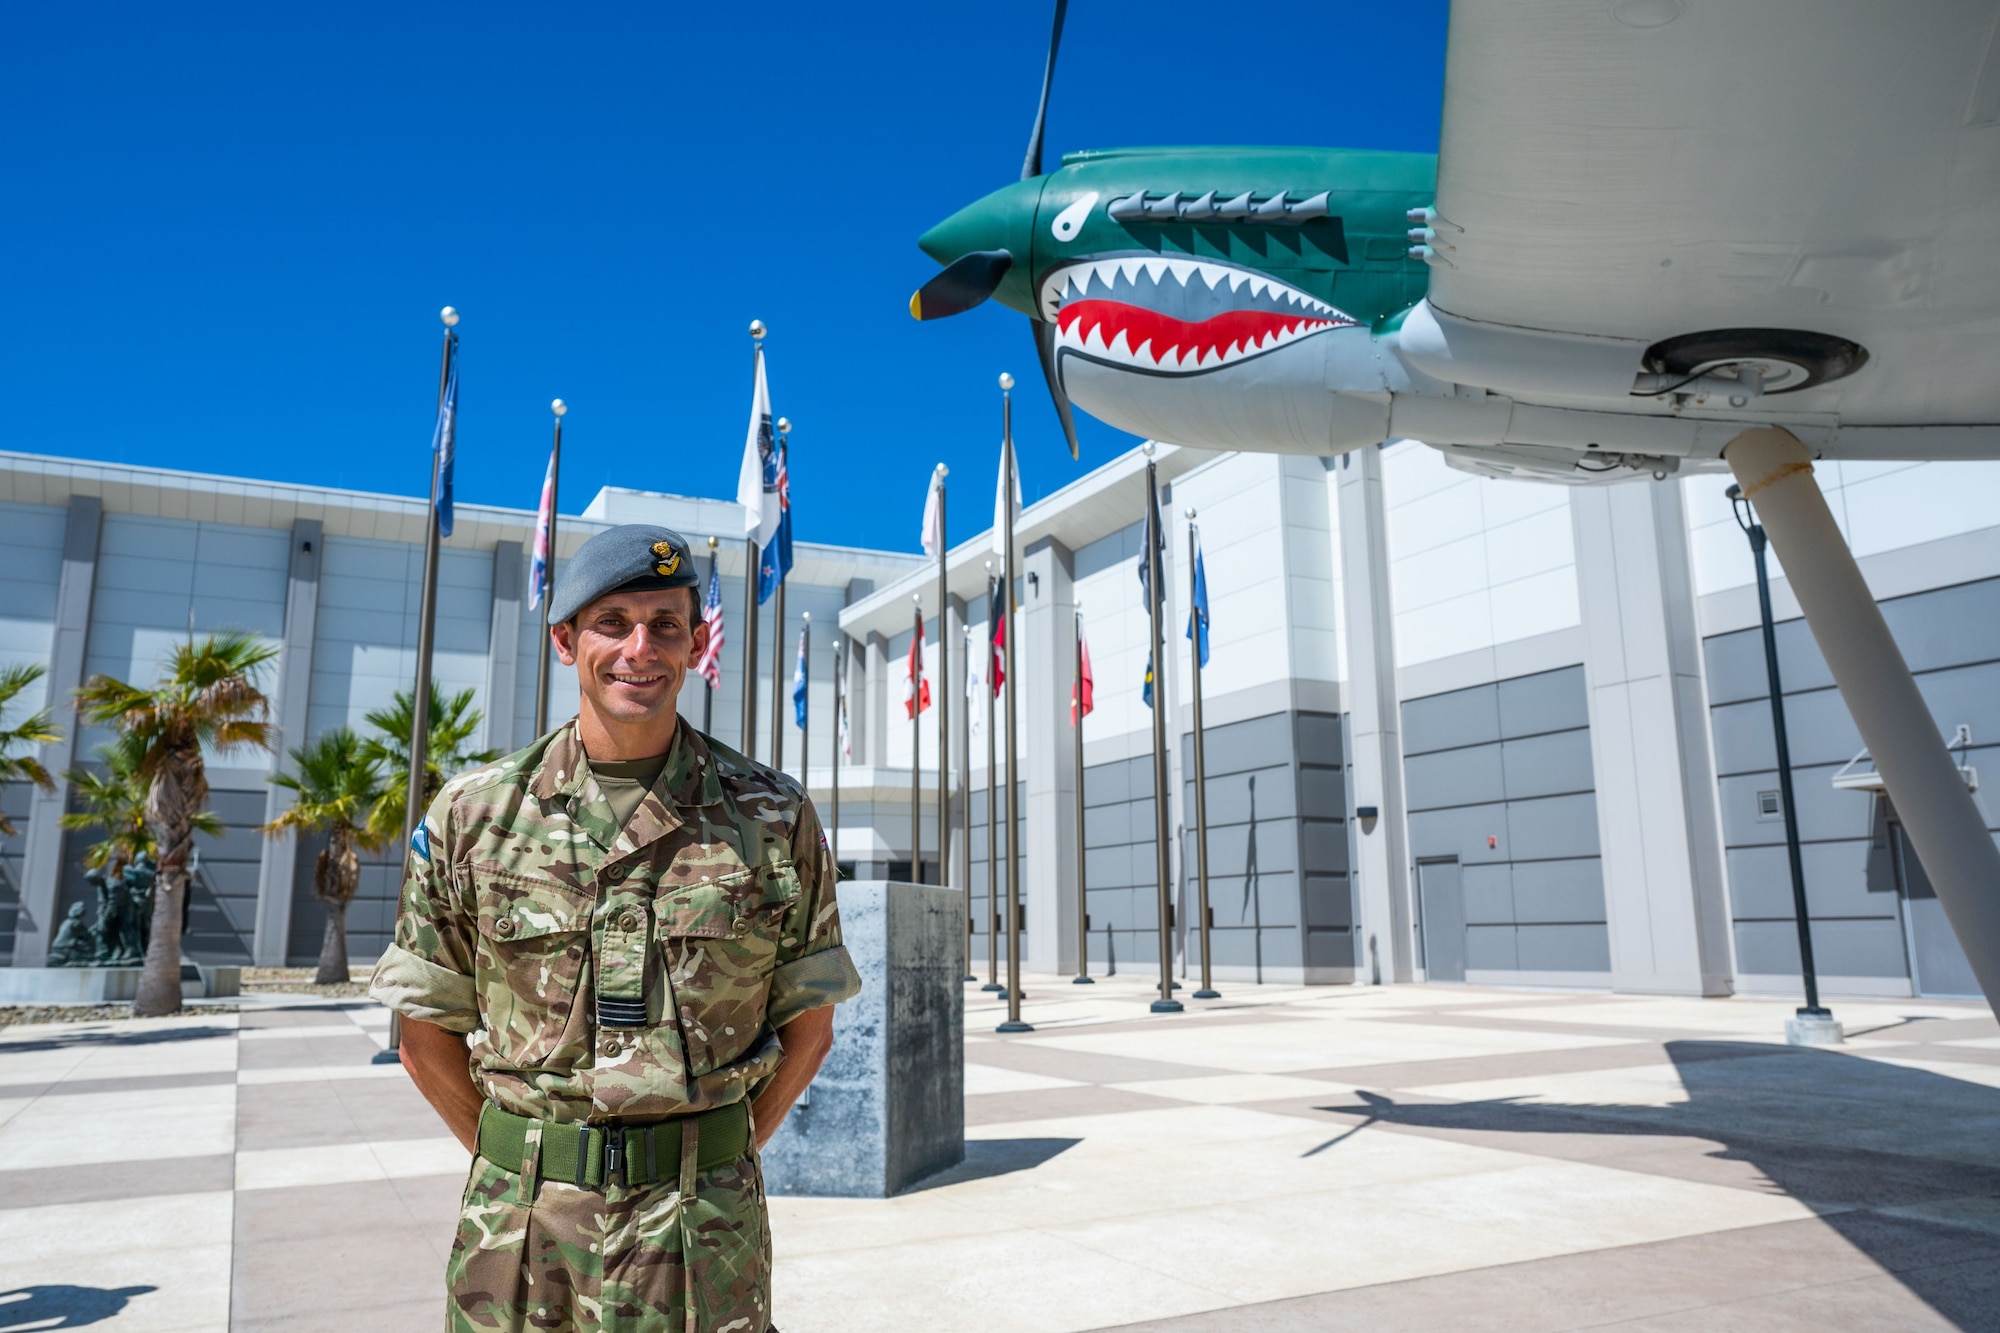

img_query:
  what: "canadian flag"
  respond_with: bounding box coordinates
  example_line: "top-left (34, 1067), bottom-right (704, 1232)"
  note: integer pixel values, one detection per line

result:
top-left (1072, 616), bottom-right (1095, 726)
top-left (906, 612), bottom-right (932, 719)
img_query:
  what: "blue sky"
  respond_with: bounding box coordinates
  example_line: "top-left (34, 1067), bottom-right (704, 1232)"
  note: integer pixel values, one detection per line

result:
top-left (1, 2), bottom-right (1447, 551)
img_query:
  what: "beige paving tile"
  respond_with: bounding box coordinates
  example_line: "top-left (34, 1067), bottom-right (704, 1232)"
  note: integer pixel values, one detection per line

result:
top-left (0, 1082), bottom-right (236, 1169)
top-left (1108, 1073), bottom-right (1369, 1105)
top-left (235, 1136), bottom-right (464, 1190)
top-left (964, 1062), bottom-right (1083, 1095)
top-left (0, 1190), bottom-right (232, 1332)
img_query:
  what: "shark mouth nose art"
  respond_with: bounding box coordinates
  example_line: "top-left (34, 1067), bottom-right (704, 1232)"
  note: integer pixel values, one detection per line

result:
top-left (1039, 257), bottom-right (1359, 376)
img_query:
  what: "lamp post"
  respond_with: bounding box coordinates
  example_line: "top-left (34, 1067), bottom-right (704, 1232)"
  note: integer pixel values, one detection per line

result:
top-left (1728, 483), bottom-right (1839, 1045)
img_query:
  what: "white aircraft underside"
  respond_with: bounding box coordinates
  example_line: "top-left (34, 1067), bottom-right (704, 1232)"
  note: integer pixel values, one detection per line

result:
top-left (1064, 0), bottom-right (2000, 483)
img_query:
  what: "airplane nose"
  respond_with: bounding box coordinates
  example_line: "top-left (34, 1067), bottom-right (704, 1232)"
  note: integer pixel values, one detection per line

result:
top-left (919, 178), bottom-right (1043, 269)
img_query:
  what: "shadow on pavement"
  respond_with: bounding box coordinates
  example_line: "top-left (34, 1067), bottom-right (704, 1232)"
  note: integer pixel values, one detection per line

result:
top-left (903, 1137), bottom-right (1082, 1193)
top-left (0, 1285), bottom-right (157, 1329)
top-left (0, 1025), bottom-right (232, 1055)
top-left (1306, 1039), bottom-right (2000, 1329)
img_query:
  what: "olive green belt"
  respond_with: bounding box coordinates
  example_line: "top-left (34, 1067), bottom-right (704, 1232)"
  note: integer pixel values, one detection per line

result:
top-left (476, 1101), bottom-right (751, 1190)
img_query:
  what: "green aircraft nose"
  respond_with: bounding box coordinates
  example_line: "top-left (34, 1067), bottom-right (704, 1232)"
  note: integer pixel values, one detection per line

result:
top-left (916, 178), bottom-right (1044, 319)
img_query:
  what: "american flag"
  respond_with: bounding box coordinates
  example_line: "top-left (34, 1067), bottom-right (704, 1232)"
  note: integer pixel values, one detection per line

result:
top-left (696, 557), bottom-right (724, 689)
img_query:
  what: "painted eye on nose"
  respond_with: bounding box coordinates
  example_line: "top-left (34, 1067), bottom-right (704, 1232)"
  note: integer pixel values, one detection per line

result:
top-left (1050, 192), bottom-right (1099, 243)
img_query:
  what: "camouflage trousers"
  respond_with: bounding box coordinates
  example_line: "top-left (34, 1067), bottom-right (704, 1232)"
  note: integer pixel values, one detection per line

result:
top-left (448, 1150), bottom-right (773, 1333)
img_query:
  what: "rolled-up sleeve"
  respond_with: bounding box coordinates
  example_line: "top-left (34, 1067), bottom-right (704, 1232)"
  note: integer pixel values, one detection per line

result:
top-left (766, 798), bottom-right (862, 1029)
top-left (368, 792), bottom-right (479, 1034)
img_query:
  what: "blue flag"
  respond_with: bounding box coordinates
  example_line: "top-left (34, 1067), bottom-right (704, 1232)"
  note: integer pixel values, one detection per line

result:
top-left (1186, 541), bottom-right (1210, 668)
top-left (758, 440), bottom-right (794, 604)
top-left (432, 334), bottom-right (459, 537)
top-left (1142, 652), bottom-right (1155, 710)
top-left (792, 628), bottom-right (809, 729)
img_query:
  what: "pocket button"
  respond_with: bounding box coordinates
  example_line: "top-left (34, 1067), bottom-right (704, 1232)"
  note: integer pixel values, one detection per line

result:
top-left (619, 912), bottom-right (639, 932)
top-left (605, 866), bottom-right (627, 884)
top-left (496, 919), bottom-right (515, 937)
top-left (731, 915), bottom-right (752, 935)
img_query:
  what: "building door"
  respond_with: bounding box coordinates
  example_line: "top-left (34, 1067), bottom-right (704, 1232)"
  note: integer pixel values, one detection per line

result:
top-left (1891, 821), bottom-right (1981, 998)
top-left (1418, 858), bottom-right (1465, 983)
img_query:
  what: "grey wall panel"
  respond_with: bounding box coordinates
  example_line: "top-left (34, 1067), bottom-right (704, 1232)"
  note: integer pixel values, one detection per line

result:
top-left (1302, 873), bottom-right (1351, 929)
top-left (1716, 769), bottom-right (1876, 847)
top-left (1072, 520), bottom-right (1144, 581)
top-left (1407, 802), bottom-right (1511, 864)
top-left (1404, 745), bottom-right (1505, 811)
top-left (1498, 666), bottom-right (1590, 739)
top-left (1300, 820), bottom-right (1347, 875)
top-left (1733, 917), bottom-right (1910, 978)
top-left (1505, 793), bottom-right (1602, 862)
top-left (1403, 683), bottom-right (1501, 756)
top-left (1724, 842), bottom-right (1897, 921)
top-left (1879, 576), bottom-right (2000, 673)
top-left (1516, 923), bottom-right (1611, 972)
top-left (1299, 767), bottom-right (1345, 819)
top-left (1510, 858), bottom-right (1608, 924)
top-left (1499, 729), bottom-right (1596, 801)
top-left (1461, 863), bottom-right (1515, 926)
top-left (1465, 924), bottom-right (1519, 970)
top-left (1703, 618), bottom-right (1834, 705)
top-left (1296, 713), bottom-right (1344, 766)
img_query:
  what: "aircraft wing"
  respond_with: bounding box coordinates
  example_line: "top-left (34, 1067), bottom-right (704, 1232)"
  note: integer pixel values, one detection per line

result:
top-left (1429, 0), bottom-right (2000, 433)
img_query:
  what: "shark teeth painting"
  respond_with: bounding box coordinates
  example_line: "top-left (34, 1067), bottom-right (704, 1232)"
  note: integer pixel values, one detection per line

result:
top-left (1038, 256), bottom-right (1359, 377)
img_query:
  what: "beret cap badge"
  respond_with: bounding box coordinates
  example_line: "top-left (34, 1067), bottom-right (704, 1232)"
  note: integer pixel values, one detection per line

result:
top-left (651, 541), bottom-right (682, 577)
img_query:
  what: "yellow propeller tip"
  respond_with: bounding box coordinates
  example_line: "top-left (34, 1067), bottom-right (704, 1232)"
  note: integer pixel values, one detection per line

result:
top-left (908, 293), bottom-right (922, 320)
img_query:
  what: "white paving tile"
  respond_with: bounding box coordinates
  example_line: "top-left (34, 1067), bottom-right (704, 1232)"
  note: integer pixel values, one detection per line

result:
top-left (234, 1136), bottom-right (466, 1190)
top-left (0, 1190), bottom-right (232, 1332)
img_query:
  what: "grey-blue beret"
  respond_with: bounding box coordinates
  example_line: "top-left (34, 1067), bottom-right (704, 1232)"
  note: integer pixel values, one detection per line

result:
top-left (548, 524), bottom-right (700, 624)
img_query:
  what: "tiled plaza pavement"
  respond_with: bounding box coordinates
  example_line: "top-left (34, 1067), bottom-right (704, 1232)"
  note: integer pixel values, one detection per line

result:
top-left (3, 978), bottom-right (1999, 1331)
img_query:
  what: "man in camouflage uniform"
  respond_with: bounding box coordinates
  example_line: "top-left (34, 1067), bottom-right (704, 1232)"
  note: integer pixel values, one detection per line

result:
top-left (371, 523), bottom-right (861, 1333)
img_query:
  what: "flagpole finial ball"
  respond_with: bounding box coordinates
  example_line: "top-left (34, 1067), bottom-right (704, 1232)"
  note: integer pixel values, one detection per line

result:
top-left (1184, 506), bottom-right (1195, 520)
top-left (750, 320), bottom-right (767, 339)
top-left (998, 372), bottom-right (1015, 391)
top-left (777, 418), bottom-right (791, 436)
top-left (707, 535), bottom-right (718, 550)
top-left (984, 559), bottom-right (994, 572)
top-left (803, 611), bottom-right (811, 622)
top-left (936, 462), bottom-right (949, 478)
top-left (440, 307), bottom-right (459, 327)
top-left (551, 399), bottom-right (567, 417)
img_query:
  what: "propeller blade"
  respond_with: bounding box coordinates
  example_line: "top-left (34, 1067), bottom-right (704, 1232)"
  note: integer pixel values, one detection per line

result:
top-left (909, 250), bottom-right (1014, 321)
top-left (1021, 0), bottom-right (1069, 180)
top-left (1033, 317), bottom-right (1080, 459)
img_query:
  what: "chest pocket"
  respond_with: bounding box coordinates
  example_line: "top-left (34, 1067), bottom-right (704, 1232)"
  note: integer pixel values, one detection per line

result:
top-left (656, 860), bottom-right (801, 1075)
top-left (473, 871), bottom-right (590, 1068)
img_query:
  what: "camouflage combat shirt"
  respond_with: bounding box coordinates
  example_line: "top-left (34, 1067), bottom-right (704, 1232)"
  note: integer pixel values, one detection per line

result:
top-left (371, 720), bottom-right (861, 1124)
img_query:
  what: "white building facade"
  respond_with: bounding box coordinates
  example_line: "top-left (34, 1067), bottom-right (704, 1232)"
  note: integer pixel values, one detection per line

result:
top-left (2, 444), bottom-right (1995, 1000)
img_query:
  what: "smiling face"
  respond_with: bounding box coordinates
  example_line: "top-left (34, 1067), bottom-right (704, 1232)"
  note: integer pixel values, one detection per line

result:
top-left (551, 586), bottom-right (707, 759)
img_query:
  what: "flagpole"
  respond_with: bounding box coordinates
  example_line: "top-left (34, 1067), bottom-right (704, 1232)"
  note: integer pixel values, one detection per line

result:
top-left (934, 465), bottom-right (950, 901)
top-left (770, 419), bottom-right (792, 774)
top-left (1187, 510), bottom-right (1218, 1000)
top-left (830, 636), bottom-right (842, 873)
top-left (741, 322), bottom-right (766, 761)
top-left (385, 304), bottom-right (456, 1067)
top-left (702, 536), bottom-right (718, 734)
top-left (982, 563), bottom-right (1002, 995)
top-left (799, 612), bottom-right (810, 802)
top-left (532, 398), bottom-right (565, 738)
top-left (1073, 602), bottom-right (1092, 984)
top-left (1144, 443), bottom-right (1183, 1015)
top-left (910, 594), bottom-right (923, 884)
top-left (405, 306), bottom-right (457, 848)
top-left (999, 373), bottom-right (1031, 1034)
top-left (961, 621), bottom-right (977, 983)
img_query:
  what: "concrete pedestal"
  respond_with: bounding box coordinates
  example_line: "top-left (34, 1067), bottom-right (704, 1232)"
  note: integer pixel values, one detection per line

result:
top-left (1786, 1013), bottom-right (1844, 1047)
top-left (0, 964), bottom-right (241, 1003)
top-left (761, 881), bottom-right (964, 1197)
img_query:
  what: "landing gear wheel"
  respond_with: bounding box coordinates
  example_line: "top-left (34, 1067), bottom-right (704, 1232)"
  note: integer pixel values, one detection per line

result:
top-left (1642, 328), bottom-right (1869, 395)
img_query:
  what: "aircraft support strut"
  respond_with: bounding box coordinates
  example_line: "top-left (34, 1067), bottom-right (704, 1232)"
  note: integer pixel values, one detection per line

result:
top-left (1725, 427), bottom-right (2000, 1016)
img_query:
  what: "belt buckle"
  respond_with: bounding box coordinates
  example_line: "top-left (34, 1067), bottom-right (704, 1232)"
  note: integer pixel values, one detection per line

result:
top-left (604, 1127), bottom-right (624, 1186)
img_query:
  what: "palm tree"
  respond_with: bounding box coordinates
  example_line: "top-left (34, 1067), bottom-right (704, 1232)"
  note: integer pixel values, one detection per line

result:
top-left (263, 728), bottom-right (386, 984)
top-left (0, 663), bottom-right (61, 837)
top-left (76, 631), bottom-right (276, 1016)
top-left (361, 684), bottom-right (498, 845)
top-left (63, 732), bottom-right (221, 874)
